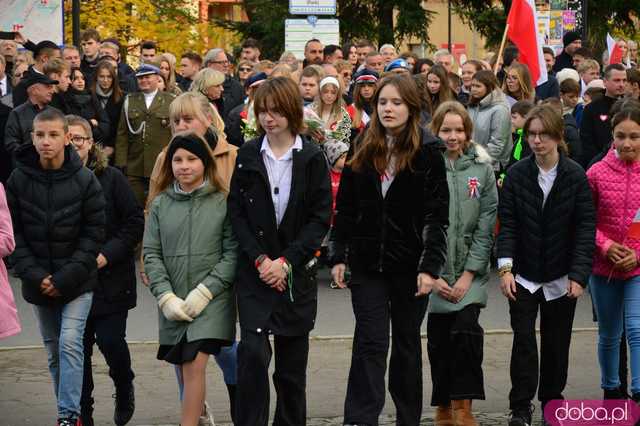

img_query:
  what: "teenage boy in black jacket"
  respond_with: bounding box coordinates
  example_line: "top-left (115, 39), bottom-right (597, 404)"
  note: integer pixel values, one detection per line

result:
top-left (7, 109), bottom-right (105, 426)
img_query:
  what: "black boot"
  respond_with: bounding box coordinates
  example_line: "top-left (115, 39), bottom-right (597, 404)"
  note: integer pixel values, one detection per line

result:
top-left (113, 383), bottom-right (135, 425)
top-left (604, 387), bottom-right (625, 399)
top-left (227, 383), bottom-right (237, 424)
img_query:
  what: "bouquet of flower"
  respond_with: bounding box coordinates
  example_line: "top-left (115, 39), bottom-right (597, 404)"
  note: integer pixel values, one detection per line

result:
top-left (241, 102), bottom-right (260, 140)
top-left (303, 107), bottom-right (326, 144)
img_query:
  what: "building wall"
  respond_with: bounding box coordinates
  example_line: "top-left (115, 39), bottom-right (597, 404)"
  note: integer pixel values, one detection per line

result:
top-left (401, 0), bottom-right (488, 64)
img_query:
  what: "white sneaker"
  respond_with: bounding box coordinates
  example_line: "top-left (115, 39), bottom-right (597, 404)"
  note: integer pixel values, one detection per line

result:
top-left (198, 401), bottom-right (215, 426)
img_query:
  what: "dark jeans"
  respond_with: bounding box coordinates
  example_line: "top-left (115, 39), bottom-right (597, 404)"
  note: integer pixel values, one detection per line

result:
top-left (81, 310), bottom-right (134, 416)
top-left (427, 304), bottom-right (485, 405)
top-left (235, 329), bottom-right (309, 426)
top-left (508, 283), bottom-right (576, 410)
top-left (344, 270), bottom-right (428, 426)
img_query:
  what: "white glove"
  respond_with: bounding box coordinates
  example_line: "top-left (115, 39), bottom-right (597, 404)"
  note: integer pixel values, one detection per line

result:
top-left (158, 292), bottom-right (193, 322)
top-left (182, 284), bottom-right (213, 318)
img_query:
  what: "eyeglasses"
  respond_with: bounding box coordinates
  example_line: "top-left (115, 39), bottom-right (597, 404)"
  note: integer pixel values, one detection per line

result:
top-left (526, 132), bottom-right (553, 142)
top-left (71, 135), bottom-right (92, 146)
top-left (211, 60), bottom-right (230, 65)
top-left (238, 67), bottom-right (253, 72)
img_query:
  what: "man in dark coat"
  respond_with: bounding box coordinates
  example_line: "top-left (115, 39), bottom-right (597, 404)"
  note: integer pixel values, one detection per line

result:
top-left (553, 31), bottom-right (582, 73)
top-left (579, 63), bottom-right (627, 168)
top-left (3, 73), bottom-right (60, 167)
top-left (66, 116), bottom-right (144, 426)
top-left (7, 109), bottom-right (105, 426)
top-left (12, 40), bottom-right (61, 107)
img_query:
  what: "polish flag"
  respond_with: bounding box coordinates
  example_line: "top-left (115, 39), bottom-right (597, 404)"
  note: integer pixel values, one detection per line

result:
top-left (607, 34), bottom-right (624, 65)
top-left (506, 0), bottom-right (548, 86)
top-left (628, 208), bottom-right (640, 239)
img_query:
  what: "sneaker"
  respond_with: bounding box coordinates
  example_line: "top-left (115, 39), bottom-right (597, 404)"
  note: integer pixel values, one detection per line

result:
top-left (113, 383), bottom-right (135, 425)
top-left (508, 405), bottom-right (533, 426)
top-left (57, 418), bottom-right (82, 426)
top-left (198, 401), bottom-right (215, 426)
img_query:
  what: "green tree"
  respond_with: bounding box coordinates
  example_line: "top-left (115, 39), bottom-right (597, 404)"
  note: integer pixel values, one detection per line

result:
top-left (215, 0), bottom-right (436, 60)
top-left (452, 0), bottom-right (639, 52)
top-left (67, 0), bottom-right (236, 63)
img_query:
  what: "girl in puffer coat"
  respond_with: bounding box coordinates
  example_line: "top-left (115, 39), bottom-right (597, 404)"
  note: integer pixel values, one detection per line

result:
top-left (428, 101), bottom-right (498, 426)
top-left (587, 106), bottom-right (640, 400)
top-left (467, 70), bottom-right (512, 173)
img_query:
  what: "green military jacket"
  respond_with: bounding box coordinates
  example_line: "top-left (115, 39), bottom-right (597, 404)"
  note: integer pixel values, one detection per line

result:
top-left (429, 143), bottom-right (499, 314)
top-left (144, 183), bottom-right (238, 345)
top-left (115, 90), bottom-right (175, 177)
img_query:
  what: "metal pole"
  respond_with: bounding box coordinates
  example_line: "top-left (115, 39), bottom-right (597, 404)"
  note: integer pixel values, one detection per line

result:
top-left (72, 0), bottom-right (81, 48)
top-left (448, 0), bottom-right (452, 51)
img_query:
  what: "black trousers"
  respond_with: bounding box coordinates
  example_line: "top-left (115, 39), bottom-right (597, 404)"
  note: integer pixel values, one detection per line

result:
top-left (427, 304), bottom-right (485, 406)
top-left (508, 283), bottom-right (576, 410)
top-left (344, 271), bottom-right (428, 426)
top-left (235, 329), bottom-right (310, 426)
top-left (81, 310), bottom-right (134, 415)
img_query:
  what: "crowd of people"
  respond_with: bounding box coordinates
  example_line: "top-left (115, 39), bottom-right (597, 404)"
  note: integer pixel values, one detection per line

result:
top-left (0, 27), bottom-right (639, 426)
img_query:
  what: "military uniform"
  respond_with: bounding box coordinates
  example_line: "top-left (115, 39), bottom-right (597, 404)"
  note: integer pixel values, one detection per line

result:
top-left (115, 90), bottom-right (175, 206)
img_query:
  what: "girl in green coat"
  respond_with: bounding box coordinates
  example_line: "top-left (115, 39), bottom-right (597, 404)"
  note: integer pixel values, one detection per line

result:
top-left (427, 101), bottom-right (498, 426)
top-left (143, 132), bottom-right (238, 426)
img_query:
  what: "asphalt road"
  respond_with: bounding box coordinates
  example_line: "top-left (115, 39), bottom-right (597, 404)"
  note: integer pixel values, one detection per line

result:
top-left (1, 268), bottom-right (597, 348)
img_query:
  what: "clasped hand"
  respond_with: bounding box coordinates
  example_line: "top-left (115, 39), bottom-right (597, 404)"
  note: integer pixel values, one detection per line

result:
top-left (40, 275), bottom-right (61, 298)
top-left (607, 242), bottom-right (638, 273)
top-left (259, 257), bottom-right (287, 292)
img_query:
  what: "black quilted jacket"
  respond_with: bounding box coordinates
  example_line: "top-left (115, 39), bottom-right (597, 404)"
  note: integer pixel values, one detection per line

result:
top-left (497, 153), bottom-right (596, 287)
top-left (7, 144), bottom-right (105, 305)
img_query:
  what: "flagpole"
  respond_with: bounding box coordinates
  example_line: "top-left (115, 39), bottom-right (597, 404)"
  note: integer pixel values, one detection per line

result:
top-left (494, 24), bottom-right (510, 74)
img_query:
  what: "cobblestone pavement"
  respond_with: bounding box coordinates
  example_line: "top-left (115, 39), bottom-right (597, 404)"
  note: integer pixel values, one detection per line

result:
top-left (0, 332), bottom-right (601, 425)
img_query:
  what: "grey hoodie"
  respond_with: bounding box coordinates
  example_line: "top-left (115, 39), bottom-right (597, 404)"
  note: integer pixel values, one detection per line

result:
top-left (468, 89), bottom-right (512, 170)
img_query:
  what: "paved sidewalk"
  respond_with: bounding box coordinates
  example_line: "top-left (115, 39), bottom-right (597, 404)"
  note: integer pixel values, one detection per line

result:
top-left (0, 330), bottom-right (603, 426)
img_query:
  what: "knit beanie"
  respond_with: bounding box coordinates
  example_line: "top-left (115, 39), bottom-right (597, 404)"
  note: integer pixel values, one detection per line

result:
top-left (166, 134), bottom-right (211, 168)
top-left (324, 140), bottom-right (350, 166)
top-left (563, 31), bottom-right (581, 48)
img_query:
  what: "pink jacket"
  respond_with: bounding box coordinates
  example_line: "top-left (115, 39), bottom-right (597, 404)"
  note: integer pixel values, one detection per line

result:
top-left (587, 148), bottom-right (640, 279)
top-left (0, 183), bottom-right (20, 339)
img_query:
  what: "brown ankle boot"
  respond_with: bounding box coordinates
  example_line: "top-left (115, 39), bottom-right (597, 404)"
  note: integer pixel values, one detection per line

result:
top-left (452, 400), bottom-right (478, 426)
top-left (435, 404), bottom-right (454, 426)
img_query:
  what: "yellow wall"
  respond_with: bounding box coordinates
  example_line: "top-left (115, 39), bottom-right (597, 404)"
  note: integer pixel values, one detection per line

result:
top-left (400, 0), bottom-right (488, 63)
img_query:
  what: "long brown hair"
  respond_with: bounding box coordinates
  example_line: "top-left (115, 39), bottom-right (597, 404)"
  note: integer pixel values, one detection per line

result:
top-left (91, 60), bottom-right (123, 103)
top-left (426, 64), bottom-right (454, 114)
top-left (149, 131), bottom-right (224, 205)
top-left (350, 75), bottom-right (422, 174)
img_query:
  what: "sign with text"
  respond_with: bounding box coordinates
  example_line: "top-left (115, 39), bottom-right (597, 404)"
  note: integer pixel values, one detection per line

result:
top-left (285, 19), bottom-right (340, 60)
top-left (289, 0), bottom-right (336, 15)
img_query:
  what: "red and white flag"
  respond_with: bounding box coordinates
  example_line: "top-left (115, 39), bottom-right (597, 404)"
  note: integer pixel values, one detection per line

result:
top-left (506, 0), bottom-right (548, 86)
top-left (607, 33), bottom-right (624, 65)
top-left (627, 208), bottom-right (640, 239)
